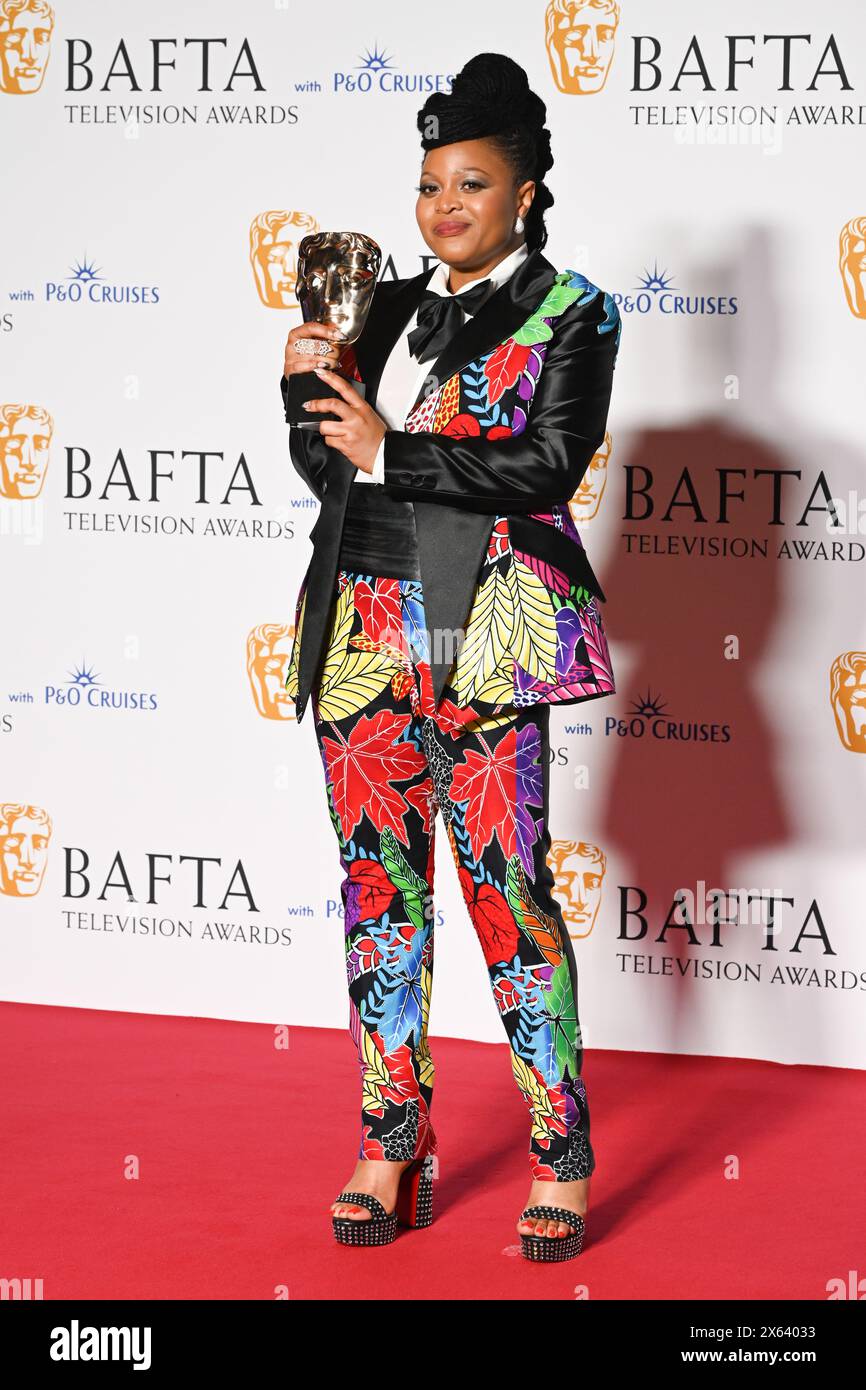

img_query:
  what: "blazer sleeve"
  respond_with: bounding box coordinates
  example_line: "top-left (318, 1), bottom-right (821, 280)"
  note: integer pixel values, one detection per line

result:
top-left (380, 290), bottom-right (621, 514)
top-left (279, 372), bottom-right (330, 503)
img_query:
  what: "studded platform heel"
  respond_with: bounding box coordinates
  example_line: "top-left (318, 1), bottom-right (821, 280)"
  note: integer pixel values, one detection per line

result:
top-left (332, 1153), bottom-right (436, 1247)
top-left (519, 1205), bottom-right (586, 1262)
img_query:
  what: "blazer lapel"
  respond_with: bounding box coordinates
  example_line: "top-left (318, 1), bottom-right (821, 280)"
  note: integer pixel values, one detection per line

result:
top-left (355, 245), bottom-right (559, 418)
top-left (406, 246), bottom-right (558, 413)
top-left (403, 248), bottom-right (560, 706)
top-left (354, 264), bottom-right (436, 411)
top-left (299, 248), bottom-right (561, 716)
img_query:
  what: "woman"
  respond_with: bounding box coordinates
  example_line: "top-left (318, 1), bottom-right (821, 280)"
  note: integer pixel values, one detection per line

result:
top-left (280, 52), bottom-right (621, 1261)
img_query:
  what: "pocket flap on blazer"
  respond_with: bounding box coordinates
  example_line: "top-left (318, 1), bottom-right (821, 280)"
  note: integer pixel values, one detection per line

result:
top-left (508, 514), bottom-right (607, 603)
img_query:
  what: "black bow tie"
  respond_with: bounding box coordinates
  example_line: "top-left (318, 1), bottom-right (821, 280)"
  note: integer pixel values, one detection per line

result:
top-left (407, 277), bottom-right (493, 363)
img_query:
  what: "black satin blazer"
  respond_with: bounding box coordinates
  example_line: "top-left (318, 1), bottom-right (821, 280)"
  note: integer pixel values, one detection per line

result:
top-left (279, 245), bottom-right (619, 723)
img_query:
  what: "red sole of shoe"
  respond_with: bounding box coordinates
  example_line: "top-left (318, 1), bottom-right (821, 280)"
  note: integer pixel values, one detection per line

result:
top-left (396, 1155), bottom-right (435, 1229)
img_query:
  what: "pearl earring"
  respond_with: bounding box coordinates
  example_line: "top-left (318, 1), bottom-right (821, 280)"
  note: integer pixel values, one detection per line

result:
top-left (514, 214), bottom-right (525, 234)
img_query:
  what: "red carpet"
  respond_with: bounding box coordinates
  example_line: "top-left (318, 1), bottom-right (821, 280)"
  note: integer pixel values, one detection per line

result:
top-left (1, 1001), bottom-right (862, 1301)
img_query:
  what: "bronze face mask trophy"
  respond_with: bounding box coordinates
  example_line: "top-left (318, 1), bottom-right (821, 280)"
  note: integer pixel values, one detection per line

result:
top-left (286, 231), bottom-right (381, 428)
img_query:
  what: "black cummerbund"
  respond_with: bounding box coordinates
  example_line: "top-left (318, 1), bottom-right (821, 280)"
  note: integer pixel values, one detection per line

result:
top-left (338, 482), bottom-right (421, 580)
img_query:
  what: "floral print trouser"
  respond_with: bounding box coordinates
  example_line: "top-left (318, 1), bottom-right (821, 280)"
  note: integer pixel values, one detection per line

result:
top-left (307, 569), bottom-right (596, 1181)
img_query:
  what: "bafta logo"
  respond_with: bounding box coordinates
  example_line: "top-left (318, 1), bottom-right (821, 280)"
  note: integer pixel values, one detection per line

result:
top-left (569, 430), bottom-right (611, 523)
top-left (0, 0), bottom-right (53, 95)
top-left (0, 403), bottom-right (53, 499)
top-left (830, 652), bottom-right (866, 753)
top-left (247, 623), bottom-right (298, 721)
top-left (250, 210), bottom-right (320, 309)
top-left (544, 0), bottom-right (619, 96)
top-left (549, 840), bottom-right (606, 940)
top-left (839, 218), bottom-right (866, 318)
top-left (1, 803), bottom-right (52, 897)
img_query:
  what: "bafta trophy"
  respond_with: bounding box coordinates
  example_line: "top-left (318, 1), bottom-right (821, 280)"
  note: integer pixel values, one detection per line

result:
top-left (284, 231), bottom-right (381, 428)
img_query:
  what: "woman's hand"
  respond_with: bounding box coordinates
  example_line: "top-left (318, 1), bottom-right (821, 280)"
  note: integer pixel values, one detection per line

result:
top-left (282, 320), bottom-right (346, 378)
top-left (302, 367), bottom-right (388, 475)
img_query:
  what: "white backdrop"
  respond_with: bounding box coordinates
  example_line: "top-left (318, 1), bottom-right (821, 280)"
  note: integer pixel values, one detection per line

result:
top-left (2, 0), bottom-right (865, 1068)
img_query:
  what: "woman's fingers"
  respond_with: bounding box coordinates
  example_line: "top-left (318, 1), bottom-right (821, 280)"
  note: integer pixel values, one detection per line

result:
top-left (283, 321), bottom-right (344, 376)
top-left (283, 345), bottom-right (342, 376)
top-left (303, 369), bottom-right (366, 422)
top-left (303, 396), bottom-right (354, 420)
top-left (311, 367), bottom-right (364, 409)
top-left (286, 356), bottom-right (335, 375)
top-left (317, 421), bottom-right (350, 440)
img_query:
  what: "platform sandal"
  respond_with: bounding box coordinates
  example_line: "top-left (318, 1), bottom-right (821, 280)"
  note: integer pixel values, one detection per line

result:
top-left (332, 1153), bottom-right (436, 1247)
top-left (519, 1205), bottom-right (586, 1262)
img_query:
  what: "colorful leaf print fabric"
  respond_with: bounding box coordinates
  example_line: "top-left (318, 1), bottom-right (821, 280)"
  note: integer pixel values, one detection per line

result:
top-left (306, 568), bottom-right (596, 1180)
top-left (400, 270), bottom-right (620, 715)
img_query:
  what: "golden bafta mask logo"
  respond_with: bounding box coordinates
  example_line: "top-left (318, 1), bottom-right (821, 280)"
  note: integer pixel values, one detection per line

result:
top-left (569, 430), bottom-right (611, 523)
top-left (250, 211), bottom-right (320, 309)
top-left (0, 403), bottom-right (53, 499)
top-left (545, 0), bottom-right (619, 96)
top-left (549, 840), bottom-right (606, 939)
top-left (247, 623), bottom-right (297, 721)
top-left (1, 802), bottom-right (52, 896)
top-left (839, 219), bottom-right (866, 318)
top-left (0, 0), bottom-right (53, 95)
top-left (830, 652), bottom-right (866, 753)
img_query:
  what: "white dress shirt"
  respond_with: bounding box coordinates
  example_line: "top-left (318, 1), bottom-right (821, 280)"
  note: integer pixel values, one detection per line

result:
top-left (356, 240), bottom-right (529, 484)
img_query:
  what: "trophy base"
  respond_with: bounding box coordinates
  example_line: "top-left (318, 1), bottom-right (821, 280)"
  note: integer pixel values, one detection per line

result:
top-left (284, 370), bottom-right (366, 426)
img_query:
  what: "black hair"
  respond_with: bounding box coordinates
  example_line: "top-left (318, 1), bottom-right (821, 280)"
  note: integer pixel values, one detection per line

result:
top-left (415, 53), bottom-right (554, 251)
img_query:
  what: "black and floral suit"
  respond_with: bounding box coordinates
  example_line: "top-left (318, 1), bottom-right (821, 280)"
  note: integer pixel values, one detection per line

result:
top-left (280, 249), bottom-right (621, 1179)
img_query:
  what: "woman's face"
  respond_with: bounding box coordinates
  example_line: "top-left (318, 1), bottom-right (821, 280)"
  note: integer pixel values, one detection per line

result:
top-left (415, 137), bottom-right (533, 269)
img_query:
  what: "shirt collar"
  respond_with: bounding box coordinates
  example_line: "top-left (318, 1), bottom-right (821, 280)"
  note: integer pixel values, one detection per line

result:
top-left (428, 240), bottom-right (529, 299)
